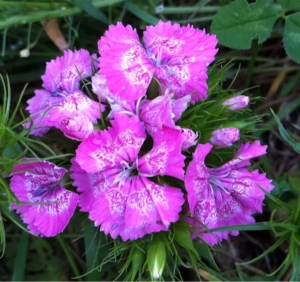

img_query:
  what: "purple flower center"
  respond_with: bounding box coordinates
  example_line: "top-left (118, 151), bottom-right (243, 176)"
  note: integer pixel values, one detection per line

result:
top-left (209, 169), bottom-right (231, 195)
top-left (111, 160), bottom-right (137, 187)
top-left (51, 89), bottom-right (68, 98)
top-left (146, 48), bottom-right (176, 77)
top-left (33, 184), bottom-right (57, 198)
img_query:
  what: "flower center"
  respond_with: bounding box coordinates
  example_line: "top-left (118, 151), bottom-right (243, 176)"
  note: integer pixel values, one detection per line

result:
top-left (111, 160), bottom-right (137, 187)
top-left (209, 169), bottom-right (231, 195)
top-left (51, 89), bottom-right (68, 98)
top-left (33, 183), bottom-right (57, 198)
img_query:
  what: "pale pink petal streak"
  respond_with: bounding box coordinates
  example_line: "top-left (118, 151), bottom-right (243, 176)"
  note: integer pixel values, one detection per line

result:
top-left (98, 22), bottom-right (155, 102)
top-left (144, 20), bottom-right (218, 102)
top-left (75, 114), bottom-right (146, 173)
top-left (42, 49), bottom-right (96, 93)
top-left (138, 127), bottom-right (185, 180)
top-left (10, 159), bottom-right (78, 237)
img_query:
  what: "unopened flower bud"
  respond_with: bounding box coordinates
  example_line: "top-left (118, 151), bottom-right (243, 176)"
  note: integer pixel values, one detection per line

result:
top-left (223, 95), bottom-right (249, 110)
top-left (210, 127), bottom-right (239, 148)
top-left (91, 73), bottom-right (111, 102)
top-left (60, 115), bottom-right (94, 141)
top-left (181, 128), bottom-right (198, 151)
top-left (147, 238), bottom-right (166, 279)
top-left (129, 246), bottom-right (146, 280)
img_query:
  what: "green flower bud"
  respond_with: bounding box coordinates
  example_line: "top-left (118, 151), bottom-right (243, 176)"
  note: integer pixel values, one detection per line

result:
top-left (147, 237), bottom-right (166, 279)
top-left (130, 246), bottom-right (146, 280)
top-left (222, 121), bottom-right (251, 129)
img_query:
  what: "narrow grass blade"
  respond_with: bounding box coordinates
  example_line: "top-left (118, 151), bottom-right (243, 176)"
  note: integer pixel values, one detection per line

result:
top-left (11, 230), bottom-right (29, 281)
top-left (73, 0), bottom-right (109, 24)
top-left (126, 3), bottom-right (159, 25)
top-left (207, 221), bottom-right (273, 232)
top-left (0, 0), bottom-right (125, 29)
top-left (56, 235), bottom-right (81, 279)
top-left (236, 235), bottom-right (287, 266)
top-left (83, 224), bottom-right (100, 281)
top-left (270, 108), bottom-right (300, 153)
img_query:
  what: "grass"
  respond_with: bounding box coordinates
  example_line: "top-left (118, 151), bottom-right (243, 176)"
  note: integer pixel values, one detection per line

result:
top-left (0, 0), bottom-right (300, 281)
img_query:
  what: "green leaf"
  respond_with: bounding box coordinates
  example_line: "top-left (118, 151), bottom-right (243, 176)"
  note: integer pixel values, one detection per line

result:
top-left (173, 222), bottom-right (199, 258)
top-left (126, 3), bottom-right (159, 25)
top-left (83, 225), bottom-right (101, 281)
top-left (270, 108), bottom-right (300, 153)
top-left (283, 12), bottom-right (300, 63)
top-left (278, 0), bottom-right (300, 11)
top-left (73, 0), bottom-right (109, 24)
top-left (211, 0), bottom-right (278, 49)
top-left (271, 173), bottom-right (291, 196)
top-left (11, 231), bottom-right (29, 281)
top-left (288, 170), bottom-right (300, 195)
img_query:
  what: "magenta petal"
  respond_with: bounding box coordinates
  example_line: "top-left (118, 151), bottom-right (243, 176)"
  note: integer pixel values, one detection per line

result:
top-left (139, 95), bottom-right (175, 130)
top-left (123, 177), bottom-right (184, 239)
top-left (236, 140), bottom-right (267, 160)
top-left (155, 63), bottom-right (209, 102)
top-left (70, 158), bottom-right (116, 212)
top-left (10, 159), bottom-right (78, 237)
top-left (223, 141), bottom-right (268, 168)
top-left (60, 115), bottom-right (94, 141)
top-left (185, 143), bottom-right (274, 245)
top-left (89, 181), bottom-right (128, 239)
top-left (26, 89), bottom-right (63, 131)
top-left (185, 143), bottom-right (212, 212)
top-left (76, 114), bottom-right (146, 173)
top-left (98, 22), bottom-right (155, 102)
top-left (48, 90), bottom-right (102, 126)
top-left (210, 128), bottom-right (240, 148)
top-left (75, 130), bottom-right (116, 173)
top-left (138, 127), bottom-right (185, 180)
top-left (223, 95), bottom-right (250, 110)
top-left (88, 176), bottom-right (184, 241)
top-left (181, 128), bottom-right (198, 151)
top-left (193, 198), bottom-right (256, 245)
top-left (42, 49), bottom-right (96, 93)
top-left (23, 186), bottom-right (78, 237)
top-left (144, 20), bottom-right (218, 63)
top-left (144, 20), bottom-right (218, 102)
top-left (172, 94), bottom-right (191, 121)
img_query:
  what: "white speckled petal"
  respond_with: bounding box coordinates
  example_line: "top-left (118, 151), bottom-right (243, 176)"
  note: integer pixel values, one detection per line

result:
top-left (98, 22), bottom-right (155, 102)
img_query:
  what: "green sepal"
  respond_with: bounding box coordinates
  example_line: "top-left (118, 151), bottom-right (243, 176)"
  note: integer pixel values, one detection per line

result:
top-left (147, 234), bottom-right (166, 279)
top-left (173, 221), bottom-right (199, 258)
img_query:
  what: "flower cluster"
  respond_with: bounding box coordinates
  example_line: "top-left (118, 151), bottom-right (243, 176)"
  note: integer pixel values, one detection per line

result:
top-left (10, 20), bottom-right (273, 245)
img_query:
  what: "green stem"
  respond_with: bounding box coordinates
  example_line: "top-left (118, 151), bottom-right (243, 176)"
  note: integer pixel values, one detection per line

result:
top-left (1, 28), bottom-right (7, 56)
top-left (0, 0), bottom-right (125, 29)
top-left (159, 6), bottom-right (220, 14)
top-left (245, 42), bottom-right (261, 88)
top-left (0, 1), bottom-right (71, 9)
top-left (11, 231), bottom-right (29, 281)
top-left (56, 235), bottom-right (81, 279)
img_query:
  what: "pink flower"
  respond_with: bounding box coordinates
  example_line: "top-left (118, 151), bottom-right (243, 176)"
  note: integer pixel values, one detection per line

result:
top-left (181, 128), bottom-right (198, 151)
top-left (72, 113), bottom-right (185, 241)
top-left (27, 90), bottom-right (102, 135)
top-left (98, 20), bottom-right (218, 103)
top-left (139, 90), bottom-right (190, 134)
top-left (60, 115), bottom-right (94, 141)
top-left (185, 141), bottom-right (274, 245)
top-left (42, 49), bottom-right (96, 93)
top-left (223, 95), bottom-right (250, 110)
top-left (210, 127), bottom-right (240, 148)
top-left (10, 159), bottom-right (78, 237)
top-left (26, 50), bottom-right (103, 136)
